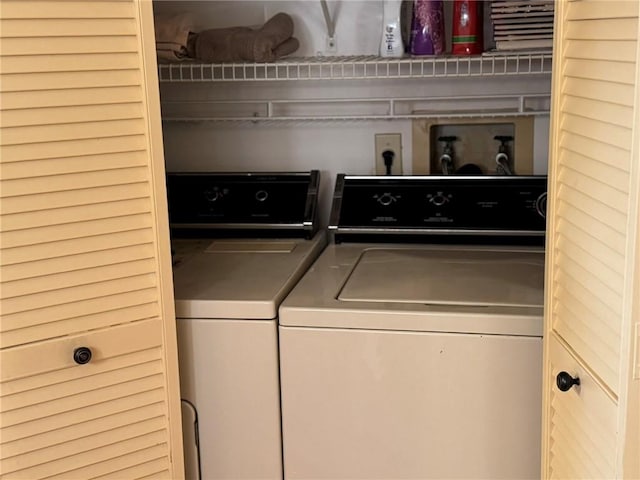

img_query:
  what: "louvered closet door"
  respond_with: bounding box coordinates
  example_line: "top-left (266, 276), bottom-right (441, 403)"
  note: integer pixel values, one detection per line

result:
top-left (0, 1), bottom-right (184, 478)
top-left (543, 0), bottom-right (640, 478)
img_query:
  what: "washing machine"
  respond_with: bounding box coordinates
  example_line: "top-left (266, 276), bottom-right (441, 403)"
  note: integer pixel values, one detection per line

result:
top-left (279, 174), bottom-right (547, 480)
top-left (167, 171), bottom-right (326, 480)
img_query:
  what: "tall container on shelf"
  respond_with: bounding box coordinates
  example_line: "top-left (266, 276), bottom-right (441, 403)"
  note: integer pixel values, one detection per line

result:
top-left (409, 0), bottom-right (445, 55)
top-left (452, 0), bottom-right (483, 54)
top-left (380, 0), bottom-right (405, 57)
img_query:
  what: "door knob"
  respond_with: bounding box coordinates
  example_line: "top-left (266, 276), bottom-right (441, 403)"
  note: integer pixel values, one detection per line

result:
top-left (73, 347), bottom-right (92, 365)
top-left (556, 371), bottom-right (580, 392)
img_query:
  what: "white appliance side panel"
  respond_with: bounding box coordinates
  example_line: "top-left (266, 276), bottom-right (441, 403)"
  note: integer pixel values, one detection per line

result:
top-left (178, 318), bottom-right (282, 480)
top-left (181, 400), bottom-right (201, 480)
top-left (280, 326), bottom-right (542, 480)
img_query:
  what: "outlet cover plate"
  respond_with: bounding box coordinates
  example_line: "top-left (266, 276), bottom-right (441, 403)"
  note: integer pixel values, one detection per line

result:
top-left (325, 35), bottom-right (338, 54)
top-left (375, 133), bottom-right (403, 175)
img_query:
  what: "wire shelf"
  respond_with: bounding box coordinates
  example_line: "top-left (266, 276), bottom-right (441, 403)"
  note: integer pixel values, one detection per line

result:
top-left (160, 93), bottom-right (551, 122)
top-left (158, 52), bottom-right (552, 82)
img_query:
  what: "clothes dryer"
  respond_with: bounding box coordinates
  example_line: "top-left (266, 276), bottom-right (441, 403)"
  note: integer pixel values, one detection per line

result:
top-left (279, 174), bottom-right (547, 480)
top-left (167, 171), bottom-right (325, 480)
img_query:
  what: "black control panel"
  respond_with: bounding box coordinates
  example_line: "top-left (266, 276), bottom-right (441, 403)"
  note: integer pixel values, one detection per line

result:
top-left (330, 175), bottom-right (547, 242)
top-left (167, 171), bottom-right (319, 237)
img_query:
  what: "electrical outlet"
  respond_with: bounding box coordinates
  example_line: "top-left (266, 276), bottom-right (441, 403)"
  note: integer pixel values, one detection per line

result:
top-left (375, 133), bottom-right (403, 175)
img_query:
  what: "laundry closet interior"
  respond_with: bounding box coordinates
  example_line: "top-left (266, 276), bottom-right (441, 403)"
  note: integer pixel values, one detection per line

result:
top-left (157, 2), bottom-right (555, 479)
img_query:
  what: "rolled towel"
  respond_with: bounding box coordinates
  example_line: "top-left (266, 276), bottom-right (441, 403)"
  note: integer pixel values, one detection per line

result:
top-left (191, 13), bottom-right (299, 63)
top-left (154, 12), bottom-right (194, 62)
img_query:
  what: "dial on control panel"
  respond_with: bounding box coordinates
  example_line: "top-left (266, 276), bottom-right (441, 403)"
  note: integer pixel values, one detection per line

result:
top-left (427, 192), bottom-right (452, 206)
top-left (535, 192), bottom-right (547, 219)
top-left (374, 193), bottom-right (399, 206)
top-left (204, 187), bottom-right (226, 203)
top-left (255, 190), bottom-right (269, 202)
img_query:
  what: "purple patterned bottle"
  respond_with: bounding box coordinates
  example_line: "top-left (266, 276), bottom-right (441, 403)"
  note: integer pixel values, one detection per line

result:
top-left (409, 0), bottom-right (445, 55)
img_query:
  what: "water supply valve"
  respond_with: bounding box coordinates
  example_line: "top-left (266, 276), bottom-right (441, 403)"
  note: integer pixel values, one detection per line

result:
top-left (494, 135), bottom-right (514, 175)
top-left (438, 136), bottom-right (458, 175)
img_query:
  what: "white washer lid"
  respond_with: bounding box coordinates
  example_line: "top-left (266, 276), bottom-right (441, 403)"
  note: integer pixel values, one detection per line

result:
top-left (279, 244), bottom-right (545, 336)
top-left (339, 249), bottom-right (544, 307)
top-left (172, 233), bottom-right (325, 319)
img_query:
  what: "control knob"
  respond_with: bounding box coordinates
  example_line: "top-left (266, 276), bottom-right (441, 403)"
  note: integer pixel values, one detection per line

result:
top-left (535, 192), bottom-right (547, 219)
top-left (377, 193), bottom-right (397, 206)
top-left (255, 190), bottom-right (269, 202)
top-left (431, 194), bottom-right (448, 206)
top-left (205, 189), bottom-right (223, 202)
top-left (427, 192), bottom-right (451, 206)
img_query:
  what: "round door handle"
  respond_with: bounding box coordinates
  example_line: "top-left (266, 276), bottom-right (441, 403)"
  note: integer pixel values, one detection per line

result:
top-left (73, 347), bottom-right (92, 365)
top-left (556, 371), bottom-right (580, 392)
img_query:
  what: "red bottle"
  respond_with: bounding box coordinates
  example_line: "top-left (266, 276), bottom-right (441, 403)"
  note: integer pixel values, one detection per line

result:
top-left (452, 0), bottom-right (483, 55)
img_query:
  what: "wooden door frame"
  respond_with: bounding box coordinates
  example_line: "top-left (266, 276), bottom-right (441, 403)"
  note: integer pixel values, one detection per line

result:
top-left (621, 5), bottom-right (640, 474)
top-left (136, 1), bottom-right (185, 477)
